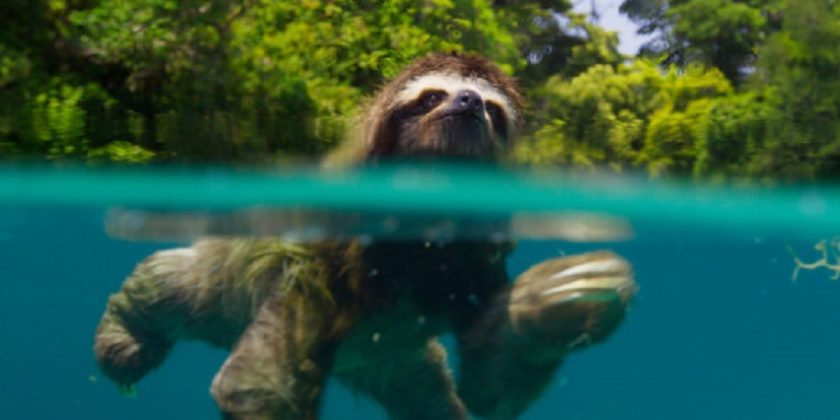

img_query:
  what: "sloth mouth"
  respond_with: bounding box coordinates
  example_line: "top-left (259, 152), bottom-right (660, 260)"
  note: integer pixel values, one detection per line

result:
top-left (435, 112), bottom-right (488, 145)
top-left (399, 111), bottom-right (495, 158)
top-left (437, 110), bottom-right (487, 126)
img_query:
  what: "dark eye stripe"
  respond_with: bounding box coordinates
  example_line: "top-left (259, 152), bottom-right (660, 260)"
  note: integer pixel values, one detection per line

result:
top-left (485, 101), bottom-right (508, 138)
top-left (419, 89), bottom-right (447, 110)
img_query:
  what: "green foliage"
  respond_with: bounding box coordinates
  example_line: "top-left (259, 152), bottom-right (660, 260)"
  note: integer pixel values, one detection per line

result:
top-left (1, 74), bottom-right (155, 162)
top-left (749, 0), bottom-right (840, 178)
top-left (693, 91), bottom-right (775, 180)
top-left (508, 5), bottom-right (624, 85)
top-left (88, 141), bottom-right (157, 163)
top-left (225, 0), bottom-right (521, 154)
top-left (637, 64), bottom-right (732, 176)
top-left (513, 61), bottom-right (733, 176)
top-left (1, 0), bottom-right (839, 181)
top-left (2, 0), bottom-right (586, 163)
top-left (514, 0), bottom-right (840, 180)
top-left (642, 98), bottom-right (715, 176)
top-left (29, 80), bottom-right (87, 157)
top-left (621, 0), bottom-right (777, 83)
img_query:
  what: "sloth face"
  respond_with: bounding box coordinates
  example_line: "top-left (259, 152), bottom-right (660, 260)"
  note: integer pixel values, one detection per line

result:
top-left (389, 72), bottom-right (514, 158)
top-left (356, 54), bottom-right (521, 163)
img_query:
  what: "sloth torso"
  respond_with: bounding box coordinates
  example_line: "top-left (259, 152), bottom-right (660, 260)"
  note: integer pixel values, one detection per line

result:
top-left (152, 239), bottom-right (512, 352)
top-left (329, 240), bottom-right (513, 394)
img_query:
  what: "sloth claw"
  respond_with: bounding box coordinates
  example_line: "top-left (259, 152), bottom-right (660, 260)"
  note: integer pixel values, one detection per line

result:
top-left (508, 251), bottom-right (637, 348)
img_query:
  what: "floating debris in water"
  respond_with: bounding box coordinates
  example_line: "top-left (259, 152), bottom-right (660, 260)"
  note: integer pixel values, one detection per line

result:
top-left (380, 217), bottom-right (400, 233)
top-left (487, 250), bottom-right (503, 263)
top-left (787, 237), bottom-right (840, 281)
top-left (118, 383), bottom-right (138, 398)
top-left (105, 208), bottom-right (629, 243)
top-left (566, 333), bottom-right (592, 350)
top-left (511, 212), bottom-right (632, 242)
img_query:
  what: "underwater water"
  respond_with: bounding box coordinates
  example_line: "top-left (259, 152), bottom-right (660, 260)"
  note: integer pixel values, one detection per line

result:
top-left (1, 164), bottom-right (839, 420)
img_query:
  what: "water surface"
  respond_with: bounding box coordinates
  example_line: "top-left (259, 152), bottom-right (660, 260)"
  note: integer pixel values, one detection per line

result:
top-left (1, 164), bottom-right (838, 419)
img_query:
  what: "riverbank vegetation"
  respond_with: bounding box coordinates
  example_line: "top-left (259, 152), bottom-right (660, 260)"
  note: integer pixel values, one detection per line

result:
top-left (2, 0), bottom-right (838, 180)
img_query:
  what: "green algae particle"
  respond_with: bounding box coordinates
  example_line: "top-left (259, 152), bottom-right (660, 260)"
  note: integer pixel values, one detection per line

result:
top-left (118, 383), bottom-right (138, 398)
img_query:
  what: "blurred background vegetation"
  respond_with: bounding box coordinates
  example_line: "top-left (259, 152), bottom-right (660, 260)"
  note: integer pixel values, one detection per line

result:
top-left (1, 0), bottom-right (839, 180)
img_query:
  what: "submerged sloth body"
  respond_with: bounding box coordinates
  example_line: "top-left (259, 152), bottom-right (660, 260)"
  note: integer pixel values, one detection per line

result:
top-left (94, 53), bottom-right (636, 419)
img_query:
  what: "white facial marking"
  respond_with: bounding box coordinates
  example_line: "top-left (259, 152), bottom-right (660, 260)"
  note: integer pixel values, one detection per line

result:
top-left (395, 72), bottom-right (515, 127)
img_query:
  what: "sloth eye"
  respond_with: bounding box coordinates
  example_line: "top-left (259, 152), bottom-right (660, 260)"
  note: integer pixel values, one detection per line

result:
top-left (420, 91), bottom-right (446, 109)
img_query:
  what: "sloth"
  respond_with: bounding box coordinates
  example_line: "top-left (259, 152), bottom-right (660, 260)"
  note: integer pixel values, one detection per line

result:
top-left (94, 53), bottom-right (637, 420)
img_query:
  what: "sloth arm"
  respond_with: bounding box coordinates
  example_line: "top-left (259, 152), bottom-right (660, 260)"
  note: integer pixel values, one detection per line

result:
top-left (335, 338), bottom-right (467, 420)
top-left (210, 274), bottom-right (338, 420)
top-left (455, 284), bottom-right (563, 420)
top-left (93, 239), bottom-right (330, 391)
top-left (93, 242), bottom-right (246, 388)
top-left (330, 303), bottom-right (469, 420)
top-left (456, 251), bottom-right (635, 420)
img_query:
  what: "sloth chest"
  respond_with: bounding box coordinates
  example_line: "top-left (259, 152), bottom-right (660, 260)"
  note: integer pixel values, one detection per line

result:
top-left (330, 298), bottom-right (447, 374)
top-left (360, 242), bottom-right (508, 316)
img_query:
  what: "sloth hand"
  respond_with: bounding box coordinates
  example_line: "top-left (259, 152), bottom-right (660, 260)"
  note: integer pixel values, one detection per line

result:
top-left (508, 250), bottom-right (636, 353)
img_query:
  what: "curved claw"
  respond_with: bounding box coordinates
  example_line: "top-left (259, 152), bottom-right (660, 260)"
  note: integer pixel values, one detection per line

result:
top-left (508, 251), bottom-right (637, 348)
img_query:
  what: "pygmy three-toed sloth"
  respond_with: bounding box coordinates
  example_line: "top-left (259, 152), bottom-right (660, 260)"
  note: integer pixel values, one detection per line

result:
top-left (94, 53), bottom-right (637, 420)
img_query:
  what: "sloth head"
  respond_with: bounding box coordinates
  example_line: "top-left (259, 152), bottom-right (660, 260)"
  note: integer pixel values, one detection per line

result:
top-left (359, 53), bottom-right (522, 161)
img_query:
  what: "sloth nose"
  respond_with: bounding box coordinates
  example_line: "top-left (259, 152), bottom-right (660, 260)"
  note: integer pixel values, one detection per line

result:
top-left (454, 89), bottom-right (484, 113)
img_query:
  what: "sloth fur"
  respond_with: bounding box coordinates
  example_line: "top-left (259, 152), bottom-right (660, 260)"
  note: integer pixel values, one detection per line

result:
top-left (94, 53), bottom-right (636, 420)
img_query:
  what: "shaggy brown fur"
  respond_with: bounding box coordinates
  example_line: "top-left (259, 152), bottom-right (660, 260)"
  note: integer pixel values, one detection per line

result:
top-left (94, 53), bottom-right (636, 420)
top-left (363, 54), bottom-right (522, 157)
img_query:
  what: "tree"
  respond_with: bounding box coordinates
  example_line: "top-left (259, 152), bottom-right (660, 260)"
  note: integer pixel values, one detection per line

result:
top-left (497, 1), bottom-right (622, 85)
top-left (748, 0), bottom-right (840, 178)
top-left (512, 60), bottom-right (733, 177)
top-left (0, 0), bottom-right (627, 163)
top-left (620, 0), bottom-right (777, 83)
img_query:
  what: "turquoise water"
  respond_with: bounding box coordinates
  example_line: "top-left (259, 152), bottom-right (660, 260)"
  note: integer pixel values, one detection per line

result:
top-left (2, 164), bottom-right (840, 419)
